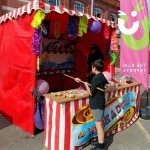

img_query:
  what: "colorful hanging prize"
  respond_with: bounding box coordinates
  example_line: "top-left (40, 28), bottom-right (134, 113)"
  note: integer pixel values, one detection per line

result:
top-left (54, 22), bottom-right (60, 38)
top-left (74, 17), bottom-right (79, 37)
top-left (110, 30), bottom-right (118, 52)
top-left (78, 16), bottom-right (88, 37)
top-left (32, 28), bottom-right (42, 55)
top-left (67, 16), bottom-right (79, 37)
top-left (110, 52), bottom-right (117, 65)
top-left (68, 16), bottom-right (75, 37)
top-left (31, 10), bottom-right (46, 29)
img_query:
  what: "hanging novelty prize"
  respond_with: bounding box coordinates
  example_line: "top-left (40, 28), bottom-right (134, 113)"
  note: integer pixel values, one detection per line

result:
top-left (78, 16), bottom-right (88, 37)
top-left (110, 30), bottom-right (118, 52)
top-left (31, 10), bottom-right (46, 29)
top-left (32, 28), bottom-right (42, 55)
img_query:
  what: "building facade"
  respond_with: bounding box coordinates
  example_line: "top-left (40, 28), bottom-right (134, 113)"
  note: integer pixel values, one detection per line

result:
top-left (0, 0), bottom-right (119, 21)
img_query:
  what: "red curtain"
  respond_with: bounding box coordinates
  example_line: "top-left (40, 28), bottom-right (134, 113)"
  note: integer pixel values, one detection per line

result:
top-left (0, 12), bottom-right (36, 134)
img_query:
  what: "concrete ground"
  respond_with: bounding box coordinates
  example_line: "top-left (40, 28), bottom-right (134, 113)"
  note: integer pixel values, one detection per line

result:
top-left (0, 90), bottom-right (150, 150)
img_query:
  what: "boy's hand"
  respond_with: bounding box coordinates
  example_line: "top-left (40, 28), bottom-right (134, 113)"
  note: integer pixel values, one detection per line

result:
top-left (74, 78), bottom-right (81, 83)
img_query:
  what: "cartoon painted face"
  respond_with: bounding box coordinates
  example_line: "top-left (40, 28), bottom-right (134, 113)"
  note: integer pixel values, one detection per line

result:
top-left (118, 0), bottom-right (149, 51)
top-left (118, 10), bottom-right (140, 35)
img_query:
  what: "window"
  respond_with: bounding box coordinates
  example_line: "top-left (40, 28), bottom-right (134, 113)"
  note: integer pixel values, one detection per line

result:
top-left (47, 0), bottom-right (59, 6)
top-left (94, 8), bottom-right (103, 17)
top-left (110, 13), bottom-right (117, 21)
top-left (74, 1), bottom-right (84, 13)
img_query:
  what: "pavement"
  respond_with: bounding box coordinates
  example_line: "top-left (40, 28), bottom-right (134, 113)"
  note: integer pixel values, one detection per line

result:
top-left (0, 90), bottom-right (150, 150)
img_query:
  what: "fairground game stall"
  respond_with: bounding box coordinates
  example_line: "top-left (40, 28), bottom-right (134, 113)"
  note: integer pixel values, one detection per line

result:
top-left (0, 1), bottom-right (142, 150)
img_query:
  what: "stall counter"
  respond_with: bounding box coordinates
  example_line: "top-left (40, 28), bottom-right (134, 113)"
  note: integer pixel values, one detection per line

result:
top-left (44, 82), bottom-right (141, 150)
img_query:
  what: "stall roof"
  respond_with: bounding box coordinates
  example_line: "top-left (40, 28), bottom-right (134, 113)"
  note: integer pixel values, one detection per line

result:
top-left (0, 1), bottom-right (117, 28)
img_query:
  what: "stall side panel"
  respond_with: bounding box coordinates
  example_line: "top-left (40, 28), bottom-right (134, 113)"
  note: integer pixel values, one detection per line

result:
top-left (0, 12), bottom-right (36, 134)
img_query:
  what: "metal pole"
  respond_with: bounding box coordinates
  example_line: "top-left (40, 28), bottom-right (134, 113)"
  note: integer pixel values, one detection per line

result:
top-left (91, 0), bottom-right (94, 16)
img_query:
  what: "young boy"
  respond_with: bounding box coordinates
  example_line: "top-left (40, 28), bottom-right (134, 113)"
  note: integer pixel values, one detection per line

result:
top-left (75, 59), bottom-right (108, 150)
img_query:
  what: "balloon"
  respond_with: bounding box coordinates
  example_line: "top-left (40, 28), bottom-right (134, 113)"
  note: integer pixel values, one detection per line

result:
top-left (90, 21), bottom-right (102, 33)
top-left (103, 71), bottom-right (112, 81)
top-left (34, 101), bottom-right (44, 129)
top-left (36, 79), bottom-right (49, 96)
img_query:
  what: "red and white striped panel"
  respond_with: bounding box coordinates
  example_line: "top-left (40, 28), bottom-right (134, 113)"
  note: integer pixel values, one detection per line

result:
top-left (0, 2), bottom-right (34, 23)
top-left (44, 98), bottom-right (89, 150)
top-left (105, 85), bottom-right (140, 102)
top-left (0, 1), bottom-right (117, 28)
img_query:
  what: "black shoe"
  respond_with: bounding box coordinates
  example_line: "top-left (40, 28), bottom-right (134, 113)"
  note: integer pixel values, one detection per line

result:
top-left (90, 140), bottom-right (99, 145)
top-left (90, 145), bottom-right (106, 150)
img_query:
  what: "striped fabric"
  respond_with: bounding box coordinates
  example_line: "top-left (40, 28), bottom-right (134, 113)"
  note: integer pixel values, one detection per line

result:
top-left (44, 85), bottom-right (140, 150)
top-left (44, 98), bottom-right (89, 150)
top-left (0, 1), bottom-right (117, 28)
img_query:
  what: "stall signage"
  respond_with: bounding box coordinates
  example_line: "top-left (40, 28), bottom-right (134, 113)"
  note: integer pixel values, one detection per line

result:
top-left (72, 92), bottom-right (137, 147)
top-left (72, 105), bottom-right (97, 147)
top-left (103, 92), bottom-right (137, 132)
